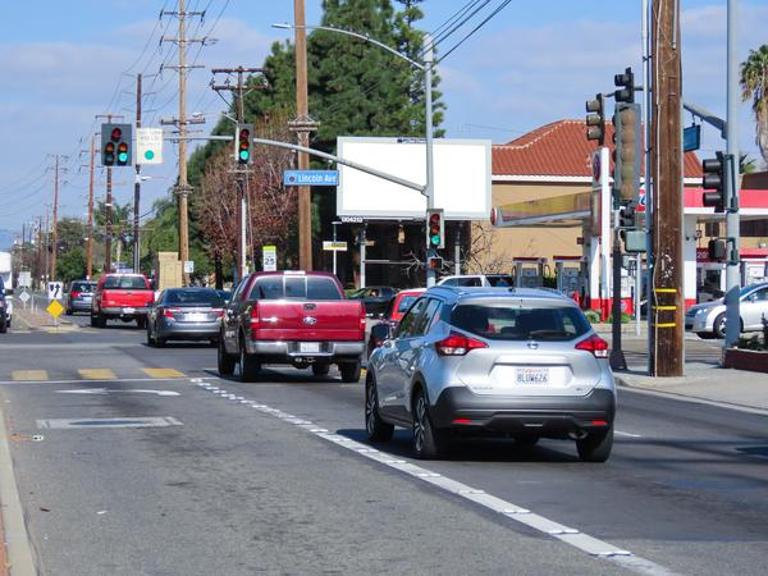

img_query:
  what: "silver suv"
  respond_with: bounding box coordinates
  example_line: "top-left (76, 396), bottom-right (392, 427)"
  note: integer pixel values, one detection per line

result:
top-left (366, 286), bottom-right (616, 461)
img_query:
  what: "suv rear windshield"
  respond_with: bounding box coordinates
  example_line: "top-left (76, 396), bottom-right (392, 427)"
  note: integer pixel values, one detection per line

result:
top-left (249, 276), bottom-right (342, 301)
top-left (486, 275), bottom-right (515, 287)
top-left (449, 302), bottom-right (590, 341)
top-left (103, 276), bottom-right (148, 290)
top-left (71, 282), bottom-right (95, 292)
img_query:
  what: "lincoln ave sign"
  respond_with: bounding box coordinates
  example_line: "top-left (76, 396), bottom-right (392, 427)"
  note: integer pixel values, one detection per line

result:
top-left (283, 170), bottom-right (339, 186)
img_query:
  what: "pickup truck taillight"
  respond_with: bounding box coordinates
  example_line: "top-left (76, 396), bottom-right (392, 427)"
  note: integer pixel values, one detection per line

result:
top-left (359, 303), bottom-right (367, 333)
top-left (249, 303), bottom-right (260, 339)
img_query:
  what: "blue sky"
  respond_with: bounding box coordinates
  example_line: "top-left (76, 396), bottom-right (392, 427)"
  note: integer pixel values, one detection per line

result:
top-left (1, 0), bottom-right (766, 235)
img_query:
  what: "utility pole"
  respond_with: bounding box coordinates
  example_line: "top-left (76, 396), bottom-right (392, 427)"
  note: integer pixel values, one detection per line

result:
top-left (424, 34), bottom-right (436, 287)
top-left (211, 67), bottom-right (265, 281)
top-left (724, 0), bottom-right (741, 349)
top-left (650, 0), bottom-right (684, 376)
top-left (50, 155), bottom-right (60, 281)
top-left (292, 0), bottom-right (318, 272)
top-left (86, 135), bottom-right (95, 279)
top-left (96, 113), bottom-right (124, 274)
top-left (44, 208), bottom-right (50, 283)
top-left (134, 73), bottom-right (142, 274)
top-left (161, 1), bottom-right (207, 285)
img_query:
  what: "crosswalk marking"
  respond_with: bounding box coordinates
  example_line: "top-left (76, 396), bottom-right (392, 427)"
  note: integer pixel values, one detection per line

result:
top-left (77, 369), bottom-right (117, 380)
top-left (141, 368), bottom-right (186, 379)
top-left (11, 370), bottom-right (48, 381)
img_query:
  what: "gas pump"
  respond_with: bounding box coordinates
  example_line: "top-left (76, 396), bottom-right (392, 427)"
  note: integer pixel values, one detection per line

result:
top-left (513, 257), bottom-right (546, 288)
top-left (554, 256), bottom-right (584, 304)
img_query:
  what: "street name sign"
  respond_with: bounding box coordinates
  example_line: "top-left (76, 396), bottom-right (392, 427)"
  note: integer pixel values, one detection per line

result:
top-left (136, 127), bottom-right (164, 165)
top-left (322, 241), bottom-right (348, 252)
top-left (283, 170), bottom-right (339, 187)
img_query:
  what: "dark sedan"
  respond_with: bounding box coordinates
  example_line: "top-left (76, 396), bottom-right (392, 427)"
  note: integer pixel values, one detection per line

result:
top-left (348, 286), bottom-right (396, 318)
top-left (146, 287), bottom-right (225, 346)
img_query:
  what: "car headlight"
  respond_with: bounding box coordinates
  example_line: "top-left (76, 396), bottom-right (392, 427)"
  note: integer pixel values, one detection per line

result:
top-left (696, 308), bottom-right (708, 316)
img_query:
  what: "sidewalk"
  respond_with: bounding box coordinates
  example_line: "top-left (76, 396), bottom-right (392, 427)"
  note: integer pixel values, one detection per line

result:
top-left (615, 362), bottom-right (768, 413)
top-left (13, 305), bottom-right (77, 331)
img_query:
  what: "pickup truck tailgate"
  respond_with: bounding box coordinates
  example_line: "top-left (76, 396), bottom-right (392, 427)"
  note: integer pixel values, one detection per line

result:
top-left (254, 301), bottom-right (363, 341)
top-left (101, 289), bottom-right (154, 308)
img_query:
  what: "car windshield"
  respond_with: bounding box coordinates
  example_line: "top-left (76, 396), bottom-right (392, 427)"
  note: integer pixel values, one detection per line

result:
top-left (486, 276), bottom-right (515, 287)
top-left (449, 302), bottom-right (590, 341)
top-left (397, 295), bottom-right (419, 314)
top-left (103, 276), bottom-right (147, 289)
top-left (165, 289), bottom-right (224, 306)
top-left (250, 276), bottom-right (342, 300)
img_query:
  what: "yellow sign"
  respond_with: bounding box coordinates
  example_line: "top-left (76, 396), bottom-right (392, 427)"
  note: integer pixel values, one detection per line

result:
top-left (46, 299), bottom-right (64, 319)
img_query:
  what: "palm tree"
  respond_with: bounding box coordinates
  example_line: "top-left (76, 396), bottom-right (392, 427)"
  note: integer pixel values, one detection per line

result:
top-left (740, 45), bottom-right (768, 165)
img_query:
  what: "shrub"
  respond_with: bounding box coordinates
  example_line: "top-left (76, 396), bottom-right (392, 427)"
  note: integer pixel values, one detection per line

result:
top-left (584, 310), bottom-right (601, 324)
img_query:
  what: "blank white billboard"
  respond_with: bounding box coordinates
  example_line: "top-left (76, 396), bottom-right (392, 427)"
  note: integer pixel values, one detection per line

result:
top-left (337, 137), bottom-right (491, 221)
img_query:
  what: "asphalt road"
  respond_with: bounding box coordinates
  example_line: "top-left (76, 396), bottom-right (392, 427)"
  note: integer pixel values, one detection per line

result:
top-left (0, 316), bottom-right (766, 575)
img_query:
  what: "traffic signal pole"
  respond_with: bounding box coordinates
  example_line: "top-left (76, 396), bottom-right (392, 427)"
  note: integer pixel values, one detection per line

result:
top-left (133, 73), bottom-right (142, 274)
top-left (424, 35), bottom-right (436, 287)
top-left (724, 0), bottom-right (741, 350)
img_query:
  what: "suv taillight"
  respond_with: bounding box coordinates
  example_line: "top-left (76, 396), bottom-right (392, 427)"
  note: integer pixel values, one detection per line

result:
top-left (435, 332), bottom-right (488, 356)
top-left (71, 291), bottom-right (81, 299)
top-left (575, 334), bottom-right (609, 358)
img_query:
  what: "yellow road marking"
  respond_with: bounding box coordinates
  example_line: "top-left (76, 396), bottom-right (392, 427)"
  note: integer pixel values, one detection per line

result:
top-left (77, 369), bottom-right (117, 380)
top-left (11, 370), bottom-right (48, 381)
top-left (142, 368), bottom-right (185, 379)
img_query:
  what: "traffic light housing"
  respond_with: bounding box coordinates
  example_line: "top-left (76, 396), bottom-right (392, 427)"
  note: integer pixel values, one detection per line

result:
top-left (612, 103), bottom-right (641, 204)
top-left (614, 67), bottom-right (635, 103)
top-left (702, 152), bottom-right (726, 213)
top-left (101, 123), bottom-right (132, 167)
top-left (426, 209), bottom-right (444, 249)
top-left (235, 123), bottom-right (253, 165)
top-left (585, 93), bottom-right (605, 145)
top-left (708, 239), bottom-right (726, 261)
top-left (427, 255), bottom-right (443, 271)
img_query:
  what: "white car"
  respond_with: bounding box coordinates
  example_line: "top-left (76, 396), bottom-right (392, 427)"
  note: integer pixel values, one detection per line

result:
top-left (437, 274), bottom-right (515, 288)
top-left (686, 282), bottom-right (768, 338)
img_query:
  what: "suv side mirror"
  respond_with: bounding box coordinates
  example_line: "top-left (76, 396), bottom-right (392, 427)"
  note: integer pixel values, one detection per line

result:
top-left (370, 322), bottom-right (392, 349)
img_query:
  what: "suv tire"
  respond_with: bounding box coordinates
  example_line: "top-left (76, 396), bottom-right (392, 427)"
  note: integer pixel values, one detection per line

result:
top-left (340, 360), bottom-right (361, 383)
top-left (412, 387), bottom-right (447, 459)
top-left (365, 373), bottom-right (394, 442)
top-left (576, 426), bottom-right (613, 462)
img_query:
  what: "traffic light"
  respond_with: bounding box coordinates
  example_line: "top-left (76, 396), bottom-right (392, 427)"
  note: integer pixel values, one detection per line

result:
top-left (618, 202), bottom-right (646, 253)
top-left (612, 103), bottom-right (641, 204)
top-left (614, 67), bottom-right (635, 103)
top-left (708, 239), bottom-right (726, 261)
top-left (702, 152), bottom-right (726, 213)
top-left (235, 124), bottom-right (253, 165)
top-left (585, 93), bottom-right (605, 145)
top-left (427, 255), bottom-right (443, 271)
top-left (426, 209), bottom-right (444, 249)
top-left (101, 123), bottom-right (132, 167)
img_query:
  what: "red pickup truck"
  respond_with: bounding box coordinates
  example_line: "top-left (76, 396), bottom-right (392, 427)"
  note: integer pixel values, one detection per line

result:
top-left (91, 274), bottom-right (155, 328)
top-left (218, 271), bottom-right (366, 382)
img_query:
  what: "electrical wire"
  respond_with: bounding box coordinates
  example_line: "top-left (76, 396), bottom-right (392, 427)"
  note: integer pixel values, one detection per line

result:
top-left (436, 0), bottom-right (513, 64)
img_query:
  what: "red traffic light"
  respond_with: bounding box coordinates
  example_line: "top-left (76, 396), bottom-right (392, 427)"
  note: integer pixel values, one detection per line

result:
top-left (239, 128), bottom-right (250, 141)
top-left (111, 127), bottom-right (122, 141)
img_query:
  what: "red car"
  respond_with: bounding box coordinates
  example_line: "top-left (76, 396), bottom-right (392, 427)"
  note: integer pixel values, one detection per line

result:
top-left (367, 288), bottom-right (426, 357)
top-left (91, 274), bottom-right (155, 328)
top-left (218, 271), bottom-right (367, 382)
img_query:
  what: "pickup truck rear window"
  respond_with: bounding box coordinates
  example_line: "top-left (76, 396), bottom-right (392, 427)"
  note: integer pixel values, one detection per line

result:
top-left (103, 277), bottom-right (148, 290)
top-left (249, 276), bottom-right (342, 301)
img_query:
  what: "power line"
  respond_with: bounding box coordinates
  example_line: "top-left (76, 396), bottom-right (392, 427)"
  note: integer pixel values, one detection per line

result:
top-left (437, 0), bottom-right (513, 64)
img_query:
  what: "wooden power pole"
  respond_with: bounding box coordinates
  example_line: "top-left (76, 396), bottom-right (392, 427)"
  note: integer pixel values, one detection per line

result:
top-left (86, 135), bottom-right (95, 279)
top-left (650, 0), bottom-right (684, 376)
top-left (50, 154), bottom-right (60, 281)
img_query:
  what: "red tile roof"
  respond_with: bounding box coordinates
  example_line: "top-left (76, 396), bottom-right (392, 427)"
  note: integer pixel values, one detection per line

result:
top-left (493, 119), bottom-right (703, 179)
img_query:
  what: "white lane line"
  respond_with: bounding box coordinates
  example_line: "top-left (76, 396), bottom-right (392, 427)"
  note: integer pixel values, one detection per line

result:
top-left (0, 376), bottom-right (191, 386)
top-left (616, 430), bottom-right (643, 438)
top-left (192, 379), bottom-right (680, 576)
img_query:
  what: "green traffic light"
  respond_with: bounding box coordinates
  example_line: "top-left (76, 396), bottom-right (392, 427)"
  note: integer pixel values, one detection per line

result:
top-left (430, 234), bottom-right (441, 246)
top-left (144, 150), bottom-right (155, 160)
top-left (239, 150), bottom-right (250, 162)
top-left (118, 152), bottom-right (129, 163)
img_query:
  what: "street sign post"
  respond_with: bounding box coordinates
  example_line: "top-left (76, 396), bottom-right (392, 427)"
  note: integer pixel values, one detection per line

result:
top-left (283, 170), bottom-right (339, 187)
top-left (322, 241), bottom-right (348, 252)
top-left (47, 281), bottom-right (63, 301)
top-left (136, 128), bottom-right (164, 165)
top-left (263, 245), bottom-right (277, 272)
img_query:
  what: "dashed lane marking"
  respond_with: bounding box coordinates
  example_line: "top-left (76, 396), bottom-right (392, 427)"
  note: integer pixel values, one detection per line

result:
top-left (193, 379), bottom-right (680, 576)
top-left (142, 368), bottom-right (186, 379)
top-left (11, 370), bottom-right (48, 382)
top-left (78, 368), bottom-right (117, 380)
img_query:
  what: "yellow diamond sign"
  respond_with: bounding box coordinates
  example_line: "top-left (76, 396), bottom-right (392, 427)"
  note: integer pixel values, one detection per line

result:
top-left (46, 299), bottom-right (64, 319)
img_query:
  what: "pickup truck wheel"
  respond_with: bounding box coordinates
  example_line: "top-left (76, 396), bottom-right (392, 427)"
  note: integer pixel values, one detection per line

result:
top-left (239, 342), bottom-right (260, 382)
top-left (91, 313), bottom-right (106, 328)
top-left (365, 373), bottom-right (394, 442)
top-left (218, 338), bottom-right (236, 376)
top-left (339, 361), bottom-right (362, 383)
top-left (312, 363), bottom-right (330, 377)
top-left (136, 317), bottom-right (147, 330)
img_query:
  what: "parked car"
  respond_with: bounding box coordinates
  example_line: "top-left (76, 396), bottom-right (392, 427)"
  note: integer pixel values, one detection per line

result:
top-left (437, 274), bottom-right (515, 288)
top-left (348, 286), bottom-right (397, 318)
top-left (367, 288), bottom-right (426, 358)
top-left (686, 282), bottom-right (768, 338)
top-left (66, 280), bottom-right (97, 315)
top-left (366, 286), bottom-right (616, 461)
top-left (147, 288), bottom-right (226, 347)
top-left (91, 274), bottom-right (155, 328)
top-left (0, 291), bottom-right (8, 334)
top-left (218, 271), bottom-right (367, 382)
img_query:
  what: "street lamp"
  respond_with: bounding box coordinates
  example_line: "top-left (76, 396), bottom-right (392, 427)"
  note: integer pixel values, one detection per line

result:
top-left (271, 22), bottom-right (437, 286)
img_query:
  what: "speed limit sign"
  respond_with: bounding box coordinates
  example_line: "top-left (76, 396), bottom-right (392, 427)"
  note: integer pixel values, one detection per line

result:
top-left (262, 245), bottom-right (277, 272)
top-left (47, 281), bottom-right (64, 301)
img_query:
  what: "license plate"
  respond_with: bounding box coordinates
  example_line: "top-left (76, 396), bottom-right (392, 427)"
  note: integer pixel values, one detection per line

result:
top-left (299, 342), bottom-right (321, 353)
top-left (124, 307), bottom-right (135, 314)
top-left (186, 313), bottom-right (208, 322)
top-left (516, 367), bottom-right (549, 384)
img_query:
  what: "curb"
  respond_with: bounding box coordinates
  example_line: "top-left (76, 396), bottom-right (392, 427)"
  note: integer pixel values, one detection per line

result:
top-left (0, 401), bottom-right (37, 575)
